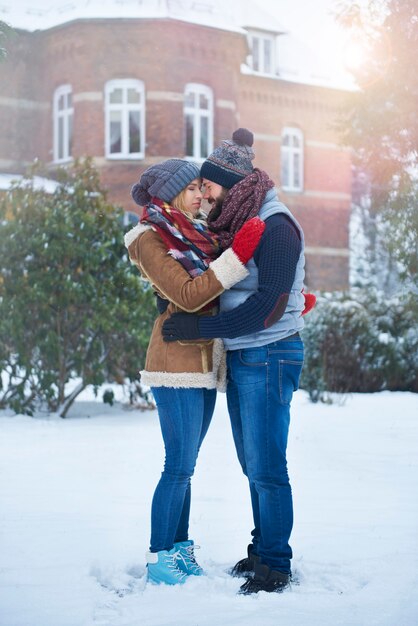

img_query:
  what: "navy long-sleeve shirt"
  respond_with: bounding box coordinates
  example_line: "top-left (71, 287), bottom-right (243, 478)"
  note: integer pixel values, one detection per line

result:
top-left (198, 213), bottom-right (301, 339)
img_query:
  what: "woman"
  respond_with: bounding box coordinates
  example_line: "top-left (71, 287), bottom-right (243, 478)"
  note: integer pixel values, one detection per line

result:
top-left (124, 159), bottom-right (265, 586)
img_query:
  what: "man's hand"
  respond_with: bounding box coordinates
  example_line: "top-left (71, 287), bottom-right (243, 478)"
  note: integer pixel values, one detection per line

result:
top-left (162, 312), bottom-right (201, 342)
top-left (154, 292), bottom-right (169, 315)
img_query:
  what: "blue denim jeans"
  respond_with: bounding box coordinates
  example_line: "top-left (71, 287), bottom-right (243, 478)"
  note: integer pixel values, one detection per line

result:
top-left (226, 336), bottom-right (304, 574)
top-left (149, 386), bottom-right (216, 553)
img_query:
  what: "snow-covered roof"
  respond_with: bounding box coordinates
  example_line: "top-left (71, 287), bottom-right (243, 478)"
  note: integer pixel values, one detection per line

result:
top-left (0, 0), bottom-right (284, 35)
top-left (0, 173), bottom-right (60, 193)
top-left (0, 0), bottom-right (355, 89)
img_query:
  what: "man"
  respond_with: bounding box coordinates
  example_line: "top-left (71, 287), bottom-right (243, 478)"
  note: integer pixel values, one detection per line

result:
top-left (162, 128), bottom-right (311, 594)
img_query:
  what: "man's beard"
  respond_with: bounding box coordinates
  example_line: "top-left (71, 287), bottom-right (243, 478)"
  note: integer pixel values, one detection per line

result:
top-left (207, 188), bottom-right (228, 223)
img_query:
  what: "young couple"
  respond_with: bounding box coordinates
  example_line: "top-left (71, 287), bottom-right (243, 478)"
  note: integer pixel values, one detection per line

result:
top-left (124, 128), bottom-right (315, 595)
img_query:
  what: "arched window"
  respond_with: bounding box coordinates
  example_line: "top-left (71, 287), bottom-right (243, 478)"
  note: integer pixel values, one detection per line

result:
top-left (281, 127), bottom-right (304, 192)
top-left (53, 85), bottom-right (73, 163)
top-left (184, 84), bottom-right (213, 161)
top-left (105, 79), bottom-right (145, 159)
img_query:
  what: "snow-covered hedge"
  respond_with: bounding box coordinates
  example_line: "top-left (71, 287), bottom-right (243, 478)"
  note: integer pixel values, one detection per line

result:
top-left (300, 290), bottom-right (418, 402)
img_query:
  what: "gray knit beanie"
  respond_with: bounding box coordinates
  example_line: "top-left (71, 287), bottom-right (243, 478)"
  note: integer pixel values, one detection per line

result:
top-left (131, 159), bottom-right (200, 206)
top-left (200, 128), bottom-right (255, 189)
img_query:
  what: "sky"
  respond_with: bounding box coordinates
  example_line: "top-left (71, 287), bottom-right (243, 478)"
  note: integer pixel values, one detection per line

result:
top-left (1, 0), bottom-right (357, 88)
top-left (257, 0), bottom-right (357, 87)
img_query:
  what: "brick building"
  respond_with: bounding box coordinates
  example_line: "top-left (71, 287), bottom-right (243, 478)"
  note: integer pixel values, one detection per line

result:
top-left (0, 0), bottom-right (352, 289)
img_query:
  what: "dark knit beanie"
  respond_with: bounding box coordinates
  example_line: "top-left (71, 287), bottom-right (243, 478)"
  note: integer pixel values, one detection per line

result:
top-left (131, 159), bottom-right (200, 206)
top-left (200, 128), bottom-right (255, 189)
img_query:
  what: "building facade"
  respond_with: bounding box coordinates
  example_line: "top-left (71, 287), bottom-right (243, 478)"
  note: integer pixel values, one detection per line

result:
top-left (0, 8), bottom-right (352, 289)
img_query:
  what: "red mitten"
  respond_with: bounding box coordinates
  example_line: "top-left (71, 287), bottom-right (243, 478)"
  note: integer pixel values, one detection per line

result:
top-left (231, 217), bottom-right (266, 265)
top-left (302, 292), bottom-right (316, 316)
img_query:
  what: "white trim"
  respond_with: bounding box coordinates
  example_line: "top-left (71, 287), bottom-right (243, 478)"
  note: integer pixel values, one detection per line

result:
top-left (140, 369), bottom-right (218, 389)
top-left (210, 248), bottom-right (249, 289)
top-left (53, 84), bottom-right (73, 164)
top-left (281, 126), bottom-right (304, 193)
top-left (105, 79), bottom-right (145, 160)
top-left (140, 339), bottom-right (226, 392)
top-left (303, 190), bottom-right (351, 200)
top-left (0, 96), bottom-right (49, 110)
top-left (306, 139), bottom-right (351, 152)
top-left (145, 551), bottom-right (159, 564)
top-left (73, 92), bottom-right (103, 103)
top-left (124, 222), bottom-right (150, 248)
top-left (213, 338), bottom-right (227, 393)
top-left (254, 133), bottom-right (281, 142)
top-left (305, 246), bottom-right (350, 257)
top-left (216, 99), bottom-right (236, 111)
top-left (256, 135), bottom-right (352, 153)
top-left (184, 83), bottom-right (213, 161)
top-left (147, 91), bottom-right (184, 102)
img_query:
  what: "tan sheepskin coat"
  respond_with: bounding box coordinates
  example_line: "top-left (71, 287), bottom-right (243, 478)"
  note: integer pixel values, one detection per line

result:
top-left (124, 223), bottom-right (248, 390)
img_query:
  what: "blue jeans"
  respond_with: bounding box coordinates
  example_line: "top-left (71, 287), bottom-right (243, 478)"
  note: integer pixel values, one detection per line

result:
top-left (226, 336), bottom-right (304, 574)
top-left (150, 386), bottom-right (216, 553)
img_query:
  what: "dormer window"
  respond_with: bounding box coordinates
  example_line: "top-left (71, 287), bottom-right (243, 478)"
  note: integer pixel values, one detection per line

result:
top-left (248, 31), bottom-right (276, 75)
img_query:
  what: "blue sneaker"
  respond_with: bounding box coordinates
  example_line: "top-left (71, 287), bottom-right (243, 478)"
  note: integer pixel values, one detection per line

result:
top-left (174, 540), bottom-right (204, 576)
top-left (146, 547), bottom-right (188, 585)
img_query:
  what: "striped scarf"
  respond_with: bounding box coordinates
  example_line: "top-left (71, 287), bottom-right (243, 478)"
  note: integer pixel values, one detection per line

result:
top-left (141, 198), bottom-right (220, 277)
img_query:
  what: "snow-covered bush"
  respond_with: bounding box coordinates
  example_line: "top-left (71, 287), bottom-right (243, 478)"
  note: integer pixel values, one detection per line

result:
top-left (301, 290), bottom-right (418, 402)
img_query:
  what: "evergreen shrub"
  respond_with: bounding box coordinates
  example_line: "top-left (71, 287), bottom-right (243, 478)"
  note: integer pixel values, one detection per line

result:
top-left (0, 159), bottom-right (155, 416)
top-left (300, 290), bottom-right (418, 402)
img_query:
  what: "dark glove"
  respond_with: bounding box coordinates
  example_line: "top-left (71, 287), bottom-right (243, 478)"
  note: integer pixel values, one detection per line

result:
top-left (162, 312), bottom-right (201, 342)
top-left (154, 292), bottom-right (169, 315)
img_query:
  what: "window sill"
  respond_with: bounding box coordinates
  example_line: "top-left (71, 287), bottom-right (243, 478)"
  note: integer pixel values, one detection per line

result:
top-left (240, 64), bottom-right (279, 79)
top-left (106, 154), bottom-right (145, 161)
top-left (52, 157), bottom-right (73, 165)
top-left (281, 188), bottom-right (304, 195)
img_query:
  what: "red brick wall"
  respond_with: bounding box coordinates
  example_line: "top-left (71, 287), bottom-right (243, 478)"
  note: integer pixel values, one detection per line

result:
top-left (0, 17), bottom-right (352, 289)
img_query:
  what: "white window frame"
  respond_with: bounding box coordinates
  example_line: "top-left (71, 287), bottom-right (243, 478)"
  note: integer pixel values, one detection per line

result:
top-left (281, 127), bottom-right (304, 193)
top-left (184, 83), bottom-right (213, 162)
top-left (122, 211), bottom-right (139, 227)
top-left (105, 79), bottom-right (145, 160)
top-left (248, 31), bottom-right (276, 76)
top-left (53, 84), bottom-right (73, 163)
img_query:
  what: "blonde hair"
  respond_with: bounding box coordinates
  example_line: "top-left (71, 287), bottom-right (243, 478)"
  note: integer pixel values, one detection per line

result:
top-left (171, 178), bottom-right (202, 220)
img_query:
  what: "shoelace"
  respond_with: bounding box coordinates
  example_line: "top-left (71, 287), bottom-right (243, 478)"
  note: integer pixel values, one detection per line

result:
top-left (179, 544), bottom-right (202, 572)
top-left (163, 550), bottom-right (187, 579)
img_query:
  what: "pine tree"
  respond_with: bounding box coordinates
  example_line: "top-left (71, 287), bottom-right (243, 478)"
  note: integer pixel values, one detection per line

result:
top-left (0, 20), bottom-right (14, 62)
top-left (338, 0), bottom-right (418, 288)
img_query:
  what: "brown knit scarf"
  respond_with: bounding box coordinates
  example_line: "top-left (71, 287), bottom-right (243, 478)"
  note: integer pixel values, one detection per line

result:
top-left (207, 168), bottom-right (275, 249)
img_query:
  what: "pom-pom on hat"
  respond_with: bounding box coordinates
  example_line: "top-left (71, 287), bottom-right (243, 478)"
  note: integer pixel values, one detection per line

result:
top-left (131, 159), bottom-right (200, 206)
top-left (200, 128), bottom-right (255, 189)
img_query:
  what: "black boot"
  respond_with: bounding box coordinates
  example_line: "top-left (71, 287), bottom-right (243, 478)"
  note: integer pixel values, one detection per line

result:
top-left (229, 544), bottom-right (261, 578)
top-left (239, 562), bottom-right (290, 595)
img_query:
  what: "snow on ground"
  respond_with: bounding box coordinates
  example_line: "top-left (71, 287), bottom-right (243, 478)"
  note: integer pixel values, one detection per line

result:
top-left (0, 390), bottom-right (417, 626)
